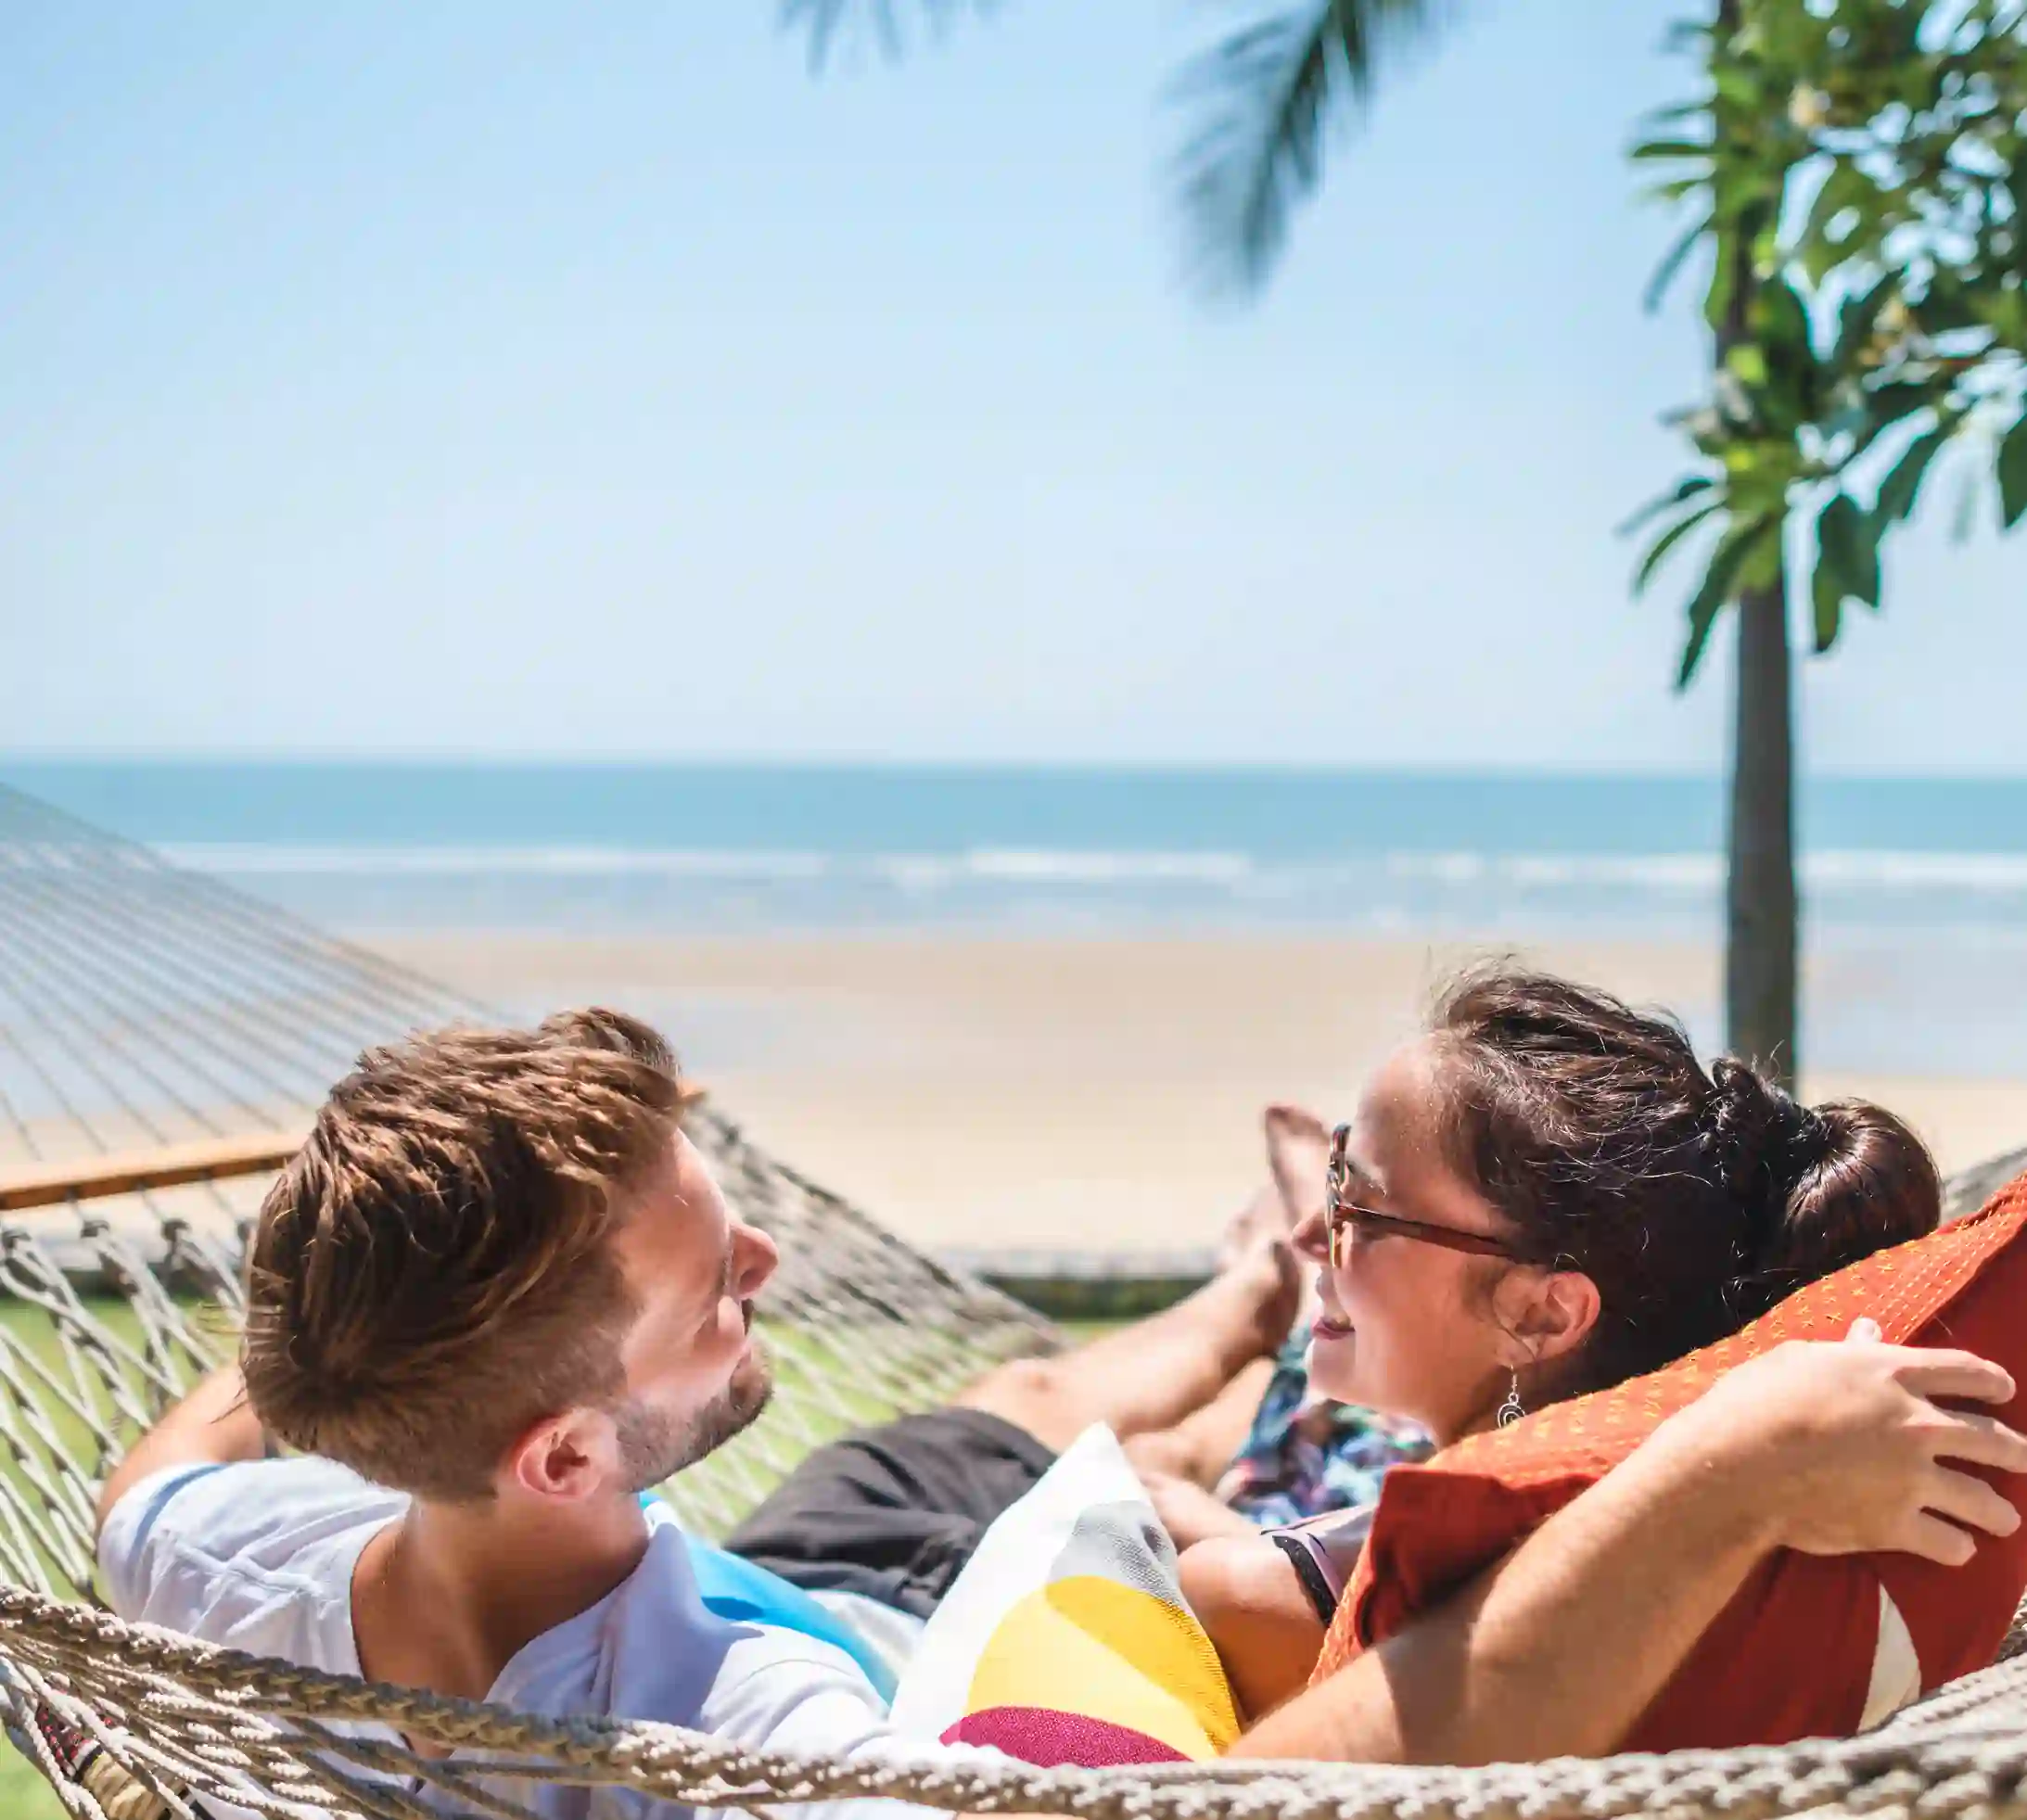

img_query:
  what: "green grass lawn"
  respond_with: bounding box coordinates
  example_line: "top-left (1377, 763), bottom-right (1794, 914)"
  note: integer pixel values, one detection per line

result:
top-left (0, 1292), bottom-right (205, 1819)
top-left (0, 1745), bottom-right (59, 1819)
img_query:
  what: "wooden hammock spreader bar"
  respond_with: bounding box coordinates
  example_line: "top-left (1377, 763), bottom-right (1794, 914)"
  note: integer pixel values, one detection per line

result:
top-left (0, 1133), bottom-right (307, 1215)
top-left (0, 1089), bottom-right (716, 1217)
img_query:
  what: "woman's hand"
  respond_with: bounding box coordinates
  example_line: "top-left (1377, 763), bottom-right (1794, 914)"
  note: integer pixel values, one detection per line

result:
top-left (1649, 1319), bottom-right (2027, 1565)
top-left (1137, 1469), bottom-right (1258, 1549)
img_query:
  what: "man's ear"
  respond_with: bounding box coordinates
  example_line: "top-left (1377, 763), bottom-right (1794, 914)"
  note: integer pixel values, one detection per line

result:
top-left (1502, 1268), bottom-right (1601, 1368)
top-left (504, 1408), bottom-right (619, 1502)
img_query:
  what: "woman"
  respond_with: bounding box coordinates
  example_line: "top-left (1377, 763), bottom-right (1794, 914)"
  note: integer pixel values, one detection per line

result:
top-left (1179, 967), bottom-right (1942, 1720)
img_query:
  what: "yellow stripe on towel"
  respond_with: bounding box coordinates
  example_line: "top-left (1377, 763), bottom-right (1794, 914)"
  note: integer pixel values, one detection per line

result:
top-left (967, 1575), bottom-right (1242, 1760)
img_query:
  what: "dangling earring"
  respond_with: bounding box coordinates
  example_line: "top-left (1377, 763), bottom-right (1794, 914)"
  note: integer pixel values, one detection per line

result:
top-left (1497, 1371), bottom-right (1526, 1429)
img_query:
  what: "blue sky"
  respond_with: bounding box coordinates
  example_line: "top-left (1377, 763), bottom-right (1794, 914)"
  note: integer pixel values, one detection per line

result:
top-left (3, 1), bottom-right (2022, 771)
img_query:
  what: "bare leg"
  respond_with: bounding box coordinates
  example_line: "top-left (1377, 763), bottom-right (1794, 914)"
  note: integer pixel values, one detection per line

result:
top-left (1121, 1355), bottom-right (1277, 1488)
top-left (957, 1239), bottom-right (1296, 1454)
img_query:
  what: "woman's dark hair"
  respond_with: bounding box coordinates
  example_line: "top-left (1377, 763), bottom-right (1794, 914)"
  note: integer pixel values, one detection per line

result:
top-left (1430, 967), bottom-right (1939, 1395)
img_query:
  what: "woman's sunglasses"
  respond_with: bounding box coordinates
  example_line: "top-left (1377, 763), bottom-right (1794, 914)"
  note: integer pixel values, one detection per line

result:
top-left (1324, 1123), bottom-right (1518, 1269)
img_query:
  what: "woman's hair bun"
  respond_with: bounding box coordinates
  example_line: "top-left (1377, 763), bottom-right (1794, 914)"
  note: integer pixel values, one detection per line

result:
top-left (1707, 1057), bottom-right (1939, 1311)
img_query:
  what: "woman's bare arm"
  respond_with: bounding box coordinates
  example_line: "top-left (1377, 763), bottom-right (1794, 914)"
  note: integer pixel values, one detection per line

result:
top-left (1231, 1333), bottom-right (2027, 1764)
top-left (1180, 1530), bottom-right (1327, 1721)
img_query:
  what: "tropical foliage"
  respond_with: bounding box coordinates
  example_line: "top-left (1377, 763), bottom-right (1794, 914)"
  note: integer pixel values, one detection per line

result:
top-left (781, 1), bottom-right (1460, 293)
top-left (1168, 2), bottom-right (1462, 295)
top-left (1630, 0), bottom-right (2027, 685)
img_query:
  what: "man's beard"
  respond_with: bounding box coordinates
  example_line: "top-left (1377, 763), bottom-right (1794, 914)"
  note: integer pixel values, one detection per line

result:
top-left (615, 1342), bottom-right (775, 1494)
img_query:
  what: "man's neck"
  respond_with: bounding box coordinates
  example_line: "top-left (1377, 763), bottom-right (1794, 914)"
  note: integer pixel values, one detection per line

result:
top-left (351, 1488), bottom-right (652, 1720)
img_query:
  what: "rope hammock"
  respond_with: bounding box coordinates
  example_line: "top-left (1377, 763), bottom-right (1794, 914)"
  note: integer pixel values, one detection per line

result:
top-left (1, 778), bottom-right (2024, 1820)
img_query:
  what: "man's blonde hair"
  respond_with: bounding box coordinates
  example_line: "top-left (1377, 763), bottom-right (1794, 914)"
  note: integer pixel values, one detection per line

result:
top-left (242, 1009), bottom-right (687, 1500)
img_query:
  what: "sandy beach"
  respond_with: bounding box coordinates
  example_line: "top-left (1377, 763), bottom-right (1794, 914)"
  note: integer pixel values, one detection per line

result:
top-left (375, 932), bottom-right (2027, 1261)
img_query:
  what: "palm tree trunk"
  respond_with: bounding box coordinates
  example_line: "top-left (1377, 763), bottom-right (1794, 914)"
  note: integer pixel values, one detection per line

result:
top-left (1726, 577), bottom-right (1799, 1088)
top-left (1713, 0), bottom-right (1798, 1089)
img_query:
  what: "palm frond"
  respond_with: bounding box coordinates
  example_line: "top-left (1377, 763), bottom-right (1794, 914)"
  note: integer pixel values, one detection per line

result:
top-left (1173, 0), bottom-right (1460, 297)
top-left (780, 0), bottom-right (999, 71)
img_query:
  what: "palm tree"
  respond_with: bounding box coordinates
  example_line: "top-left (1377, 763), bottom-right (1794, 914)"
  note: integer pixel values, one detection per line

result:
top-left (1163, 1), bottom-right (1808, 1083)
top-left (1166, 3), bottom-right (1460, 295)
top-left (1700, 0), bottom-right (1795, 1088)
top-left (784, 0), bottom-right (1989, 1090)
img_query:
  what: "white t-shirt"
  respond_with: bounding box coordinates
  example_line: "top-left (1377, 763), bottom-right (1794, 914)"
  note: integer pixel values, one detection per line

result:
top-left (98, 1457), bottom-right (969, 1820)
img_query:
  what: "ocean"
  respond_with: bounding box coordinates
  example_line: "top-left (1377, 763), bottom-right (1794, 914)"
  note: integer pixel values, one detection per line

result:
top-left (6, 759), bottom-right (2026, 1078)
top-left (6, 760), bottom-right (2025, 947)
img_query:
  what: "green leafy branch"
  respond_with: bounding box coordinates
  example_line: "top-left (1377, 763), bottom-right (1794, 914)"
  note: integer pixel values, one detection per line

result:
top-left (1632, 0), bottom-right (2027, 687)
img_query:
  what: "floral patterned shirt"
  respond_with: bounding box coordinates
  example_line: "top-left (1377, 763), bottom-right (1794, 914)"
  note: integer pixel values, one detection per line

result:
top-left (1217, 1335), bottom-right (1434, 1528)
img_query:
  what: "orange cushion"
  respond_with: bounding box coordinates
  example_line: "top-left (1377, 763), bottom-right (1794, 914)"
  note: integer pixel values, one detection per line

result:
top-left (1311, 1170), bottom-right (2027, 1750)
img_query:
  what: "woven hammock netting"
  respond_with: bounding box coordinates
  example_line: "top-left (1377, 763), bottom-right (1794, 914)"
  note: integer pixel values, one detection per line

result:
top-left (2, 777), bottom-right (2027, 1820)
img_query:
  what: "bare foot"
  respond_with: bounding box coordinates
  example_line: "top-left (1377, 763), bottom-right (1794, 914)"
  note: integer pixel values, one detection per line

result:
top-left (1230, 1230), bottom-right (1302, 1354)
top-left (1217, 1180), bottom-right (1291, 1271)
top-left (1218, 1104), bottom-right (1331, 1260)
top-left (1263, 1103), bottom-right (1332, 1228)
top-left (1266, 1103), bottom-right (1332, 1337)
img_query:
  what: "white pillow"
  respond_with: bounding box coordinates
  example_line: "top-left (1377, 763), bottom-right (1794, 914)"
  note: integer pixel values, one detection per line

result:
top-left (887, 1425), bottom-right (1242, 1764)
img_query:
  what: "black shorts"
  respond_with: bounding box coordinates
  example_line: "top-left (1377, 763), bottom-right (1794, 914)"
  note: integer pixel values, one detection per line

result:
top-left (724, 1409), bottom-right (1056, 1618)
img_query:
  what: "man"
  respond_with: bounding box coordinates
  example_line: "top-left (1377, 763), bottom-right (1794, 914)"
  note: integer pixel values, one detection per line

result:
top-left (96, 1011), bottom-right (2027, 1815)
